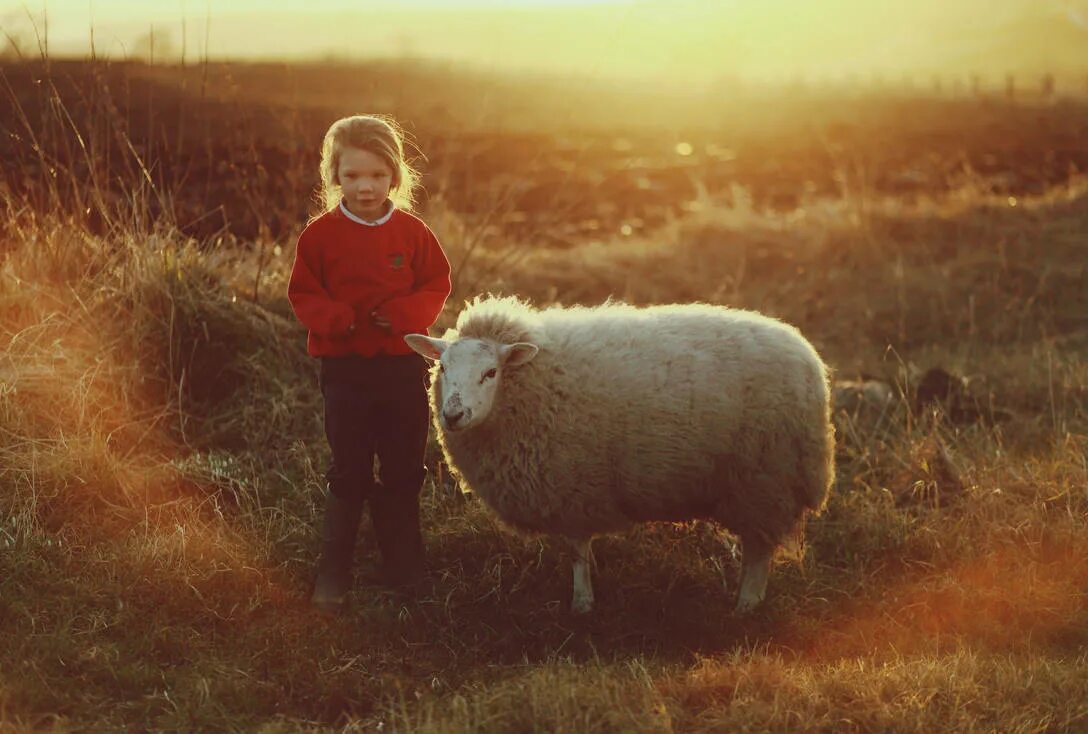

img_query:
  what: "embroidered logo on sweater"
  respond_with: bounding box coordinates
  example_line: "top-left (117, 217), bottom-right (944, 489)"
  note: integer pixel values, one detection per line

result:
top-left (389, 253), bottom-right (405, 270)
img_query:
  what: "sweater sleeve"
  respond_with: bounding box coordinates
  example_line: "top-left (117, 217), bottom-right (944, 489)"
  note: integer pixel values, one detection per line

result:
top-left (375, 224), bottom-right (452, 335)
top-left (287, 226), bottom-right (356, 338)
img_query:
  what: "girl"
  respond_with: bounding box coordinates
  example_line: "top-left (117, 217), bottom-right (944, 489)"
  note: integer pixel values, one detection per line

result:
top-left (288, 114), bottom-right (451, 614)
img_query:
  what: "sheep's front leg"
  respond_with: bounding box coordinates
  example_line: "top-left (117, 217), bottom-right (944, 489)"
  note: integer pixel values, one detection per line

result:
top-left (570, 539), bottom-right (595, 614)
top-left (735, 536), bottom-right (772, 614)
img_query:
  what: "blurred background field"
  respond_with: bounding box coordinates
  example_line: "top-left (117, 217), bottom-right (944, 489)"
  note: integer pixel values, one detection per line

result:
top-left (1, 3), bottom-right (1087, 729)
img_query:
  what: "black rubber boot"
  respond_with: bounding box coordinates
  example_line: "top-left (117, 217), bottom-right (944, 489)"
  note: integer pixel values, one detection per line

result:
top-left (311, 491), bottom-right (365, 614)
top-left (369, 490), bottom-right (425, 588)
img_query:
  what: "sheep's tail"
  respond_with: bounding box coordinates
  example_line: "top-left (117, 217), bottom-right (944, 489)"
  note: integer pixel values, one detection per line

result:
top-left (799, 369), bottom-right (836, 514)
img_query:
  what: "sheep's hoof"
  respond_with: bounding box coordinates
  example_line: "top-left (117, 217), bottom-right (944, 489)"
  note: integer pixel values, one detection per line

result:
top-left (733, 594), bottom-right (763, 615)
top-left (571, 595), bottom-right (595, 615)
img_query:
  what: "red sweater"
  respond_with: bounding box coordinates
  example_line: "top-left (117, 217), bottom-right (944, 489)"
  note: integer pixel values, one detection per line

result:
top-left (288, 205), bottom-right (452, 357)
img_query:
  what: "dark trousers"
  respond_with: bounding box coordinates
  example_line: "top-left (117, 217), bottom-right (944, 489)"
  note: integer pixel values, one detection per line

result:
top-left (312, 353), bottom-right (430, 591)
top-left (320, 353), bottom-right (430, 505)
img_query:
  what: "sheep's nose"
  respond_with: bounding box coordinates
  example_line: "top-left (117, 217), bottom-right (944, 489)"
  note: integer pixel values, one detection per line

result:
top-left (443, 409), bottom-right (464, 428)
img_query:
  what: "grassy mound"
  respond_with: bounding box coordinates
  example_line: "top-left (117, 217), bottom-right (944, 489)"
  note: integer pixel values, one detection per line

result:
top-left (2, 181), bottom-right (1085, 730)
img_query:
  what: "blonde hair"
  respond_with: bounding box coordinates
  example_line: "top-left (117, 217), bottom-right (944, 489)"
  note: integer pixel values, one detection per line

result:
top-left (317, 114), bottom-right (421, 214)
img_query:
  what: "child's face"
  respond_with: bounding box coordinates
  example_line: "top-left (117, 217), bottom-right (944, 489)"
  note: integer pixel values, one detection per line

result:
top-left (338, 146), bottom-right (395, 220)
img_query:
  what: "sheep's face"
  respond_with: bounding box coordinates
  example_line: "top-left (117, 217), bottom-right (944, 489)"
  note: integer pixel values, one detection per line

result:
top-left (404, 334), bottom-right (538, 432)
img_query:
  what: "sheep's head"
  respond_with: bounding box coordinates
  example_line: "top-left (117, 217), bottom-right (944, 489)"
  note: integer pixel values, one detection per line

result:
top-left (405, 334), bottom-right (538, 432)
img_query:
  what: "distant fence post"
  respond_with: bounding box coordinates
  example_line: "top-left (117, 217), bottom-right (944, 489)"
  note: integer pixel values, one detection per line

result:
top-left (1005, 73), bottom-right (1015, 102)
top-left (1041, 73), bottom-right (1054, 99)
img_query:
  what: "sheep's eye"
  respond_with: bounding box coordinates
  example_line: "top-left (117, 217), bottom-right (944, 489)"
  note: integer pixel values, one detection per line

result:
top-left (481, 368), bottom-right (497, 383)
top-left (438, 362), bottom-right (445, 373)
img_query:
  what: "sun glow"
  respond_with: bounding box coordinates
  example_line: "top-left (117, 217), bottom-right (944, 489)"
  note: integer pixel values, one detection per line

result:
top-left (17, 0), bottom-right (1086, 85)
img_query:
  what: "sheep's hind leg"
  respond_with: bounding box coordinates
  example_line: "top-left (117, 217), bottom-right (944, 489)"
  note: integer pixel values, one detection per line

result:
top-left (735, 536), bottom-right (772, 614)
top-left (569, 539), bottom-right (595, 614)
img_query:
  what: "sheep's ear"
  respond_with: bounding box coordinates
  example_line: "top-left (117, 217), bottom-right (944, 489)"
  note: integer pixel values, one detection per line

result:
top-left (404, 334), bottom-right (448, 361)
top-left (500, 342), bottom-right (538, 367)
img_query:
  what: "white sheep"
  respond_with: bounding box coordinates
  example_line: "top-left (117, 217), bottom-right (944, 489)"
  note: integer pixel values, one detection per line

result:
top-left (405, 296), bottom-right (835, 614)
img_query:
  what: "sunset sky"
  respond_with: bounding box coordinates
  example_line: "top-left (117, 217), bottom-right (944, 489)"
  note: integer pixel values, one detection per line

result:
top-left (4, 0), bottom-right (1088, 84)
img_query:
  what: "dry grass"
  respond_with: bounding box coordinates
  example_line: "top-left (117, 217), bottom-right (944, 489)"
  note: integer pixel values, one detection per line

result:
top-left (1, 58), bottom-right (1086, 732)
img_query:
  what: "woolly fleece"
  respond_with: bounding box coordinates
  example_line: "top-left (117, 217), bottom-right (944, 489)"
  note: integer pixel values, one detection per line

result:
top-left (431, 296), bottom-right (835, 548)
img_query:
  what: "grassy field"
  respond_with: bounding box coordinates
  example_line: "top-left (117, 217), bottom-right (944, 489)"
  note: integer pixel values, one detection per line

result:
top-left (1, 58), bottom-right (1086, 732)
